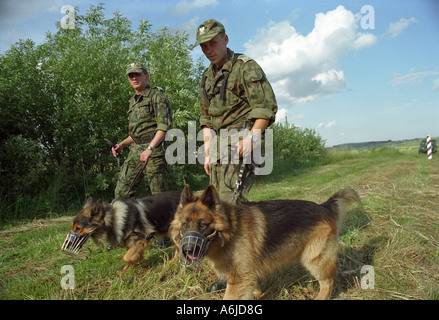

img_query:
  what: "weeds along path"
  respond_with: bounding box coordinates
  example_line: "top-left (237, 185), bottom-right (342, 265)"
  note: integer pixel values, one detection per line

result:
top-left (0, 150), bottom-right (438, 300)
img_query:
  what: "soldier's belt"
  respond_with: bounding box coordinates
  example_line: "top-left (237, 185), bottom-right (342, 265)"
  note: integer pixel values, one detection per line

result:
top-left (133, 136), bottom-right (152, 145)
top-left (212, 120), bottom-right (252, 135)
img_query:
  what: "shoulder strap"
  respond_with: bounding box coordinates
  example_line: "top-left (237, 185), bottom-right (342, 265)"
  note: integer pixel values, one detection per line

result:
top-left (219, 53), bottom-right (242, 101)
top-left (202, 53), bottom-right (243, 105)
top-left (201, 68), bottom-right (210, 104)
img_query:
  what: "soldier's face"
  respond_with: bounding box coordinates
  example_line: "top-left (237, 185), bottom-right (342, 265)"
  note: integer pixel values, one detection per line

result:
top-left (127, 72), bottom-right (149, 93)
top-left (200, 33), bottom-right (229, 67)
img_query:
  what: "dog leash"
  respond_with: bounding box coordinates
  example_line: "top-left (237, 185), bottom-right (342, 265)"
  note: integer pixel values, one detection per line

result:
top-left (231, 162), bottom-right (247, 204)
top-left (126, 159), bottom-right (149, 195)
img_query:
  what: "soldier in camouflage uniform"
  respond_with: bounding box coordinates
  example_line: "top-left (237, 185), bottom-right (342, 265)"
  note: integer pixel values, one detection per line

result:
top-left (193, 19), bottom-right (278, 203)
top-left (112, 62), bottom-right (172, 198)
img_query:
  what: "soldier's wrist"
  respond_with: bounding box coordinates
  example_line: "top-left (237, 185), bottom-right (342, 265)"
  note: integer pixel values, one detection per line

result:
top-left (248, 133), bottom-right (258, 143)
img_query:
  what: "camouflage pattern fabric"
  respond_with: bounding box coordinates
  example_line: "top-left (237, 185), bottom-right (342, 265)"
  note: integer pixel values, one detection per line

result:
top-left (199, 48), bottom-right (277, 203)
top-left (115, 85), bottom-right (171, 198)
top-left (128, 85), bottom-right (171, 140)
top-left (114, 143), bottom-right (167, 198)
top-left (199, 49), bottom-right (277, 132)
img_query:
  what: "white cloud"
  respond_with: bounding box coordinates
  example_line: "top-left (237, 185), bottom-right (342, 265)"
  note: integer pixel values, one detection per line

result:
top-left (387, 17), bottom-right (416, 38)
top-left (433, 79), bottom-right (439, 91)
top-left (326, 121), bottom-right (336, 128)
top-left (317, 121), bottom-right (336, 129)
top-left (275, 108), bottom-right (288, 123)
top-left (389, 70), bottom-right (439, 86)
top-left (274, 108), bottom-right (305, 124)
top-left (244, 6), bottom-right (377, 106)
top-left (170, 0), bottom-right (219, 16)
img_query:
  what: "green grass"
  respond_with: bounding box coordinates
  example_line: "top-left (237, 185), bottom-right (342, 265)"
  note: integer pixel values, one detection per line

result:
top-left (1, 147), bottom-right (438, 300)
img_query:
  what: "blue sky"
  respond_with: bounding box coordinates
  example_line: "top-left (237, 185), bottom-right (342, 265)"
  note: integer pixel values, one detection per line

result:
top-left (1, 0), bottom-right (438, 146)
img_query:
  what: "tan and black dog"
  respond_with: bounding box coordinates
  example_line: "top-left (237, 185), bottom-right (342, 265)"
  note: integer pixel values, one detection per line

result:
top-left (171, 185), bottom-right (361, 300)
top-left (62, 191), bottom-right (180, 273)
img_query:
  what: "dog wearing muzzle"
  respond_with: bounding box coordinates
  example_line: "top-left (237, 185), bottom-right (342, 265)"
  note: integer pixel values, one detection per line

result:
top-left (171, 184), bottom-right (361, 300)
top-left (61, 191), bottom-right (181, 274)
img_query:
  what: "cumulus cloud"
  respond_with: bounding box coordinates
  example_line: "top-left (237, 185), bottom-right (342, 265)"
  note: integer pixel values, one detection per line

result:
top-left (244, 5), bottom-right (377, 106)
top-left (387, 17), bottom-right (416, 38)
top-left (170, 0), bottom-right (219, 16)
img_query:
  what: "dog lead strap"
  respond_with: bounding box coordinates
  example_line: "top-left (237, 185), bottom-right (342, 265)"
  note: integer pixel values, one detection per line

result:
top-left (231, 163), bottom-right (246, 204)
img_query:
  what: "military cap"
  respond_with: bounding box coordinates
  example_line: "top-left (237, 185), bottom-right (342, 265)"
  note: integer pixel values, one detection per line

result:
top-left (192, 19), bottom-right (225, 48)
top-left (126, 62), bottom-right (148, 75)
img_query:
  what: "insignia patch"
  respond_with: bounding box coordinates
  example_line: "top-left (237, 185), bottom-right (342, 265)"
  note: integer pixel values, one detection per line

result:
top-left (199, 26), bottom-right (205, 34)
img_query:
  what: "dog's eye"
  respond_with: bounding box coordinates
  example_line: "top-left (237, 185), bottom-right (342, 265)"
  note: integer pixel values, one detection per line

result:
top-left (198, 221), bottom-right (208, 230)
top-left (182, 218), bottom-right (190, 228)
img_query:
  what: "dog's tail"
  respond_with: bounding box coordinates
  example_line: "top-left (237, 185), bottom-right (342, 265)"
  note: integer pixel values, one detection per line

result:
top-left (321, 189), bottom-right (362, 230)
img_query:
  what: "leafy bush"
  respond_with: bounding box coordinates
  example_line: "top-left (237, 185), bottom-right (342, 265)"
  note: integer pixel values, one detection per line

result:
top-left (0, 4), bottom-right (203, 222)
top-left (272, 121), bottom-right (327, 164)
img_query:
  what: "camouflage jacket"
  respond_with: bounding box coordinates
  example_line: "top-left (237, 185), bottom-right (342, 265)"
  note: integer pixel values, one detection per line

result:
top-left (199, 49), bottom-right (278, 132)
top-left (127, 85), bottom-right (172, 141)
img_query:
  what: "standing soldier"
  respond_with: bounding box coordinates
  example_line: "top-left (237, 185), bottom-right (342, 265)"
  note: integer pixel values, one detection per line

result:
top-left (194, 19), bottom-right (278, 203)
top-left (112, 62), bottom-right (172, 198)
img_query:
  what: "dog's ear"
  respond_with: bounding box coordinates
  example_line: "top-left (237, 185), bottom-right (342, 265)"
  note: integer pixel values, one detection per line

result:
top-left (83, 197), bottom-right (94, 209)
top-left (91, 199), bottom-right (105, 218)
top-left (199, 184), bottom-right (220, 209)
top-left (180, 184), bottom-right (196, 206)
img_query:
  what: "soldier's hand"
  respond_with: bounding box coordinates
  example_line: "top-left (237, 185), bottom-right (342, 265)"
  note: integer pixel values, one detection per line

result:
top-left (112, 144), bottom-right (123, 157)
top-left (236, 136), bottom-right (252, 159)
top-left (140, 148), bottom-right (152, 162)
top-left (204, 162), bottom-right (210, 175)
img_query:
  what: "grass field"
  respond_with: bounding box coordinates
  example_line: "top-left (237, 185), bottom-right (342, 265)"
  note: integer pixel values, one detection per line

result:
top-left (1, 145), bottom-right (438, 300)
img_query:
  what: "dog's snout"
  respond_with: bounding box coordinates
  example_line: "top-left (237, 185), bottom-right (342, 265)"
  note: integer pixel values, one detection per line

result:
top-left (178, 231), bottom-right (214, 267)
top-left (61, 231), bottom-right (91, 255)
top-left (182, 241), bottom-right (201, 255)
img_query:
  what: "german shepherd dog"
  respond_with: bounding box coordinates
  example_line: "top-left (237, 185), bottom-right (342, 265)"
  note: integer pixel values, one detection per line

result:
top-left (170, 185), bottom-right (361, 300)
top-left (62, 191), bottom-right (181, 274)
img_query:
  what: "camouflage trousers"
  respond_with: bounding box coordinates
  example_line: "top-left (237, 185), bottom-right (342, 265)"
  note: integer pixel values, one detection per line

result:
top-left (114, 143), bottom-right (167, 198)
top-left (209, 162), bottom-right (255, 204)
